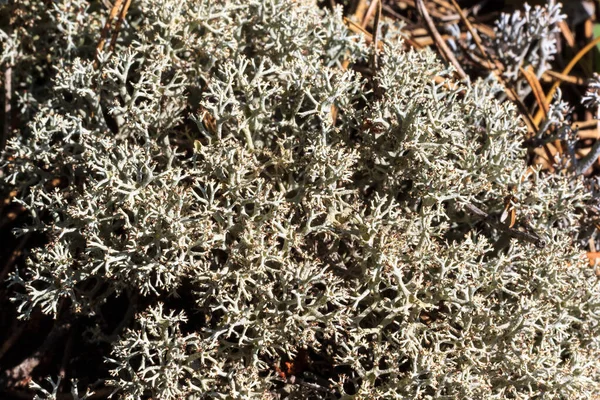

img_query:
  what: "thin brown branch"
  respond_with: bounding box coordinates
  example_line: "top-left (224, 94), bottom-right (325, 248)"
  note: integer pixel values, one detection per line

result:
top-left (96, 0), bottom-right (124, 59)
top-left (109, 0), bottom-right (133, 52)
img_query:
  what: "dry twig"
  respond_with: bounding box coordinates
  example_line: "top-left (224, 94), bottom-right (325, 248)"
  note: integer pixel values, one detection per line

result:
top-left (415, 0), bottom-right (467, 80)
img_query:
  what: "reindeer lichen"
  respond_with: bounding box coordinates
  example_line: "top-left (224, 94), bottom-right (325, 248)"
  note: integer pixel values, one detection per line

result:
top-left (1, 0), bottom-right (599, 398)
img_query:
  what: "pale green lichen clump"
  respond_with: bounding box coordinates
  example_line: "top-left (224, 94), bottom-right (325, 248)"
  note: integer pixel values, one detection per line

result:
top-left (1, 0), bottom-right (599, 398)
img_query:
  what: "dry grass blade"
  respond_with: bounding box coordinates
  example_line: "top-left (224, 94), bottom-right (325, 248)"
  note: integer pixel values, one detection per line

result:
top-left (520, 66), bottom-right (565, 157)
top-left (505, 85), bottom-right (538, 134)
top-left (542, 70), bottom-right (585, 85)
top-left (573, 119), bottom-right (599, 130)
top-left (558, 19), bottom-right (575, 48)
top-left (521, 66), bottom-right (550, 119)
top-left (577, 128), bottom-right (599, 139)
top-left (535, 35), bottom-right (600, 126)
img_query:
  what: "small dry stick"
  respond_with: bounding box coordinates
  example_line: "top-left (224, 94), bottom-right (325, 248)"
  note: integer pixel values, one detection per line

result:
top-left (97, 0), bottom-right (124, 58)
top-left (371, 0), bottom-right (383, 98)
top-left (415, 0), bottom-right (468, 81)
top-left (371, 0), bottom-right (382, 73)
top-left (464, 203), bottom-right (546, 248)
top-left (2, 66), bottom-right (11, 150)
top-left (449, 0), bottom-right (491, 68)
top-left (109, 0), bottom-right (133, 52)
top-left (95, 0), bottom-right (132, 66)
